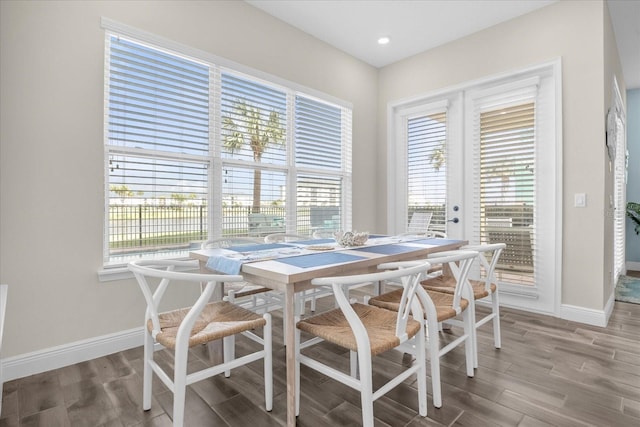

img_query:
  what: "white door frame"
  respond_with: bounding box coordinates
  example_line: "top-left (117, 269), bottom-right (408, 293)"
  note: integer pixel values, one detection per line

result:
top-left (387, 59), bottom-right (563, 316)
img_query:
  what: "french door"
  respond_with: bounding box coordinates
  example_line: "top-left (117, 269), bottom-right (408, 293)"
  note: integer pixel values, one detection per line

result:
top-left (389, 62), bottom-right (560, 314)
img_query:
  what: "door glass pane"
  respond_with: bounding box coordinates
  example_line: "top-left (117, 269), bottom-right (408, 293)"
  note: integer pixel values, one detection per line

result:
top-left (407, 111), bottom-right (447, 233)
top-left (480, 103), bottom-right (535, 285)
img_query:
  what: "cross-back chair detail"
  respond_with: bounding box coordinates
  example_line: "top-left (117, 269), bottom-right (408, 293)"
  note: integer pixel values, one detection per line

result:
top-left (422, 243), bottom-right (506, 367)
top-left (295, 263), bottom-right (432, 425)
top-left (128, 259), bottom-right (272, 427)
top-left (369, 250), bottom-right (478, 409)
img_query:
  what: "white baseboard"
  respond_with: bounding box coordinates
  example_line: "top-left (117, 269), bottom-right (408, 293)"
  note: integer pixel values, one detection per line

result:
top-left (2, 327), bottom-right (144, 382)
top-left (626, 261), bottom-right (640, 271)
top-left (0, 292), bottom-right (622, 381)
top-left (559, 293), bottom-right (615, 327)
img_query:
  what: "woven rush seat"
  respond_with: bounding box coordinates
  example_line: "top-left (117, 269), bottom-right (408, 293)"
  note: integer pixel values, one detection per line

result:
top-left (297, 303), bottom-right (421, 355)
top-left (150, 301), bottom-right (267, 350)
top-left (225, 282), bottom-right (273, 299)
top-left (295, 263), bottom-right (431, 425)
top-left (129, 259), bottom-right (273, 427)
top-left (368, 286), bottom-right (469, 322)
top-left (374, 250), bottom-right (478, 410)
top-left (422, 275), bottom-right (496, 299)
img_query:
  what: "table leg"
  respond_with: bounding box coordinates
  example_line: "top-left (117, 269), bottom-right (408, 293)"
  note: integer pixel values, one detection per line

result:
top-left (285, 286), bottom-right (296, 426)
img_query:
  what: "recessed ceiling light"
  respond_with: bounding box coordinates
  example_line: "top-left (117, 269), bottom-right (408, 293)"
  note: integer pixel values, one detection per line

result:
top-left (377, 36), bottom-right (390, 45)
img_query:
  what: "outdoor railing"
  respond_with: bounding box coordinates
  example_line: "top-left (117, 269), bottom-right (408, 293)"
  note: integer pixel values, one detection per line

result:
top-left (108, 205), bottom-right (335, 255)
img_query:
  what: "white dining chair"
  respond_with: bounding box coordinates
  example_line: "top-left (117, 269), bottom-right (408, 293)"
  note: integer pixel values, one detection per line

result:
top-left (311, 229), bottom-right (336, 239)
top-left (295, 263), bottom-right (431, 425)
top-left (0, 284), bottom-right (7, 417)
top-left (201, 237), bottom-right (282, 313)
top-left (128, 260), bottom-right (272, 427)
top-left (422, 243), bottom-right (506, 367)
top-left (369, 250), bottom-right (478, 409)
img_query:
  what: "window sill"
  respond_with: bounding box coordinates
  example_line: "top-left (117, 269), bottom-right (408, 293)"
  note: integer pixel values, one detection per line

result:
top-left (98, 254), bottom-right (198, 282)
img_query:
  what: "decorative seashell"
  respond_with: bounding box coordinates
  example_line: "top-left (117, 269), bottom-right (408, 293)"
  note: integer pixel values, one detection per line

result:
top-left (334, 230), bottom-right (369, 247)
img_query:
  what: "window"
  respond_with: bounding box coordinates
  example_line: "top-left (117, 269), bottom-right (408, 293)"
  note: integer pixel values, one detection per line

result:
top-left (406, 110), bottom-right (448, 232)
top-left (104, 32), bottom-right (352, 266)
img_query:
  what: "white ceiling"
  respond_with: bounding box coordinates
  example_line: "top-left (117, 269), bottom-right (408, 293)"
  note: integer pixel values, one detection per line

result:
top-left (246, 0), bottom-right (640, 89)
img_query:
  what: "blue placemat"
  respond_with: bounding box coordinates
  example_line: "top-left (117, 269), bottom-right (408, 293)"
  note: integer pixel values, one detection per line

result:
top-left (411, 238), bottom-right (463, 246)
top-left (351, 244), bottom-right (417, 255)
top-left (292, 238), bottom-right (335, 245)
top-left (276, 252), bottom-right (365, 268)
top-left (227, 243), bottom-right (293, 252)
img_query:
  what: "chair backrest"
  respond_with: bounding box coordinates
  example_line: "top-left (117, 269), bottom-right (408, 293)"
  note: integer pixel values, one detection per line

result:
top-left (378, 250), bottom-right (477, 316)
top-left (128, 260), bottom-right (244, 343)
top-left (425, 250), bottom-right (478, 311)
top-left (201, 237), bottom-right (261, 249)
top-left (407, 212), bottom-right (433, 234)
top-left (264, 233), bottom-right (307, 243)
top-left (312, 229), bottom-right (336, 239)
top-left (311, 263), bottom-right (430, 344)
top-left (462, 243), bottom-right (506, 290)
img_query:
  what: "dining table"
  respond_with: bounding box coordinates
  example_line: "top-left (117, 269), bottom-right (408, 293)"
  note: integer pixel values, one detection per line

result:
top-left (190, 234), bottom-right (467, 426)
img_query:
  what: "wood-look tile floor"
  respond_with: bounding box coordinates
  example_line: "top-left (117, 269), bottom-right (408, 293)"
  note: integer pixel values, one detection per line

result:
top-left (1, 289), bottom-right (639, 427)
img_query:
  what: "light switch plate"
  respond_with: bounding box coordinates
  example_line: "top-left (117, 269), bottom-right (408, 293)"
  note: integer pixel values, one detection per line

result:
top-left (574, 193), bottom-right (586, 208)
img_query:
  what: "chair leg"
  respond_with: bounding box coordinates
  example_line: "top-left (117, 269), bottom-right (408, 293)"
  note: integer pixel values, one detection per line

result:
top-left (350, 350), bottom-right (358, 378)
top-left (263, 313), bottom-right (273, 411)
top-left (416, 327), bottom-right (428, 417)
top-left (469, 300), bottom-right (479, 369)
top-left (294, 317), bottom-right (301, 417)
top-left (492, 292), bottom-right (502, 349)
top-left (357, 352), bottom-right (374, 427)
top-left (142, 330), bottom-right (154, 411)
top-left (310, 291), bottom-right (317, 312)
top-left (427, 321), bottom-right (442, 409)
top-left (462, 310), bottom-right (475, 378)
top-left (172, 345), bottom-right (189, 427)
top-left (223, 335), bottom-right (234, 378)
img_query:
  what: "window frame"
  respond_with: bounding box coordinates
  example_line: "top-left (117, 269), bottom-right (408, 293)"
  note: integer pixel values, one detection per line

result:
top-left (100, 20), bottom-right (352, 280)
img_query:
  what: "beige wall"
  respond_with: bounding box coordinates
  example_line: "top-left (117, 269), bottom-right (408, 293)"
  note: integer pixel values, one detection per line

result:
top-left (0, 0), bottom-right (624, 362)
top-left (377, 0), bottom-right (622, 311)
top-left (0, 0), bottom-right (378, 357)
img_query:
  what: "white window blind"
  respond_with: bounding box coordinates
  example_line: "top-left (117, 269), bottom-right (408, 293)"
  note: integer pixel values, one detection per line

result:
top-left (471, 86), bottom-right (537, 286)
top-left (106, 35), bottom-right (211, 263)
top-left (406, 111), bottom-right (447, 232)
top-left (294, 96), bottom-right (351, 233)
top-left (612, 103), bottom-right (626, 279)
top-left (104, 30), bottom-right (352, 266)
top-left (221, 72), bottom-right (287, 165)
top-left (295, 96), bottom-right (343, 170)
